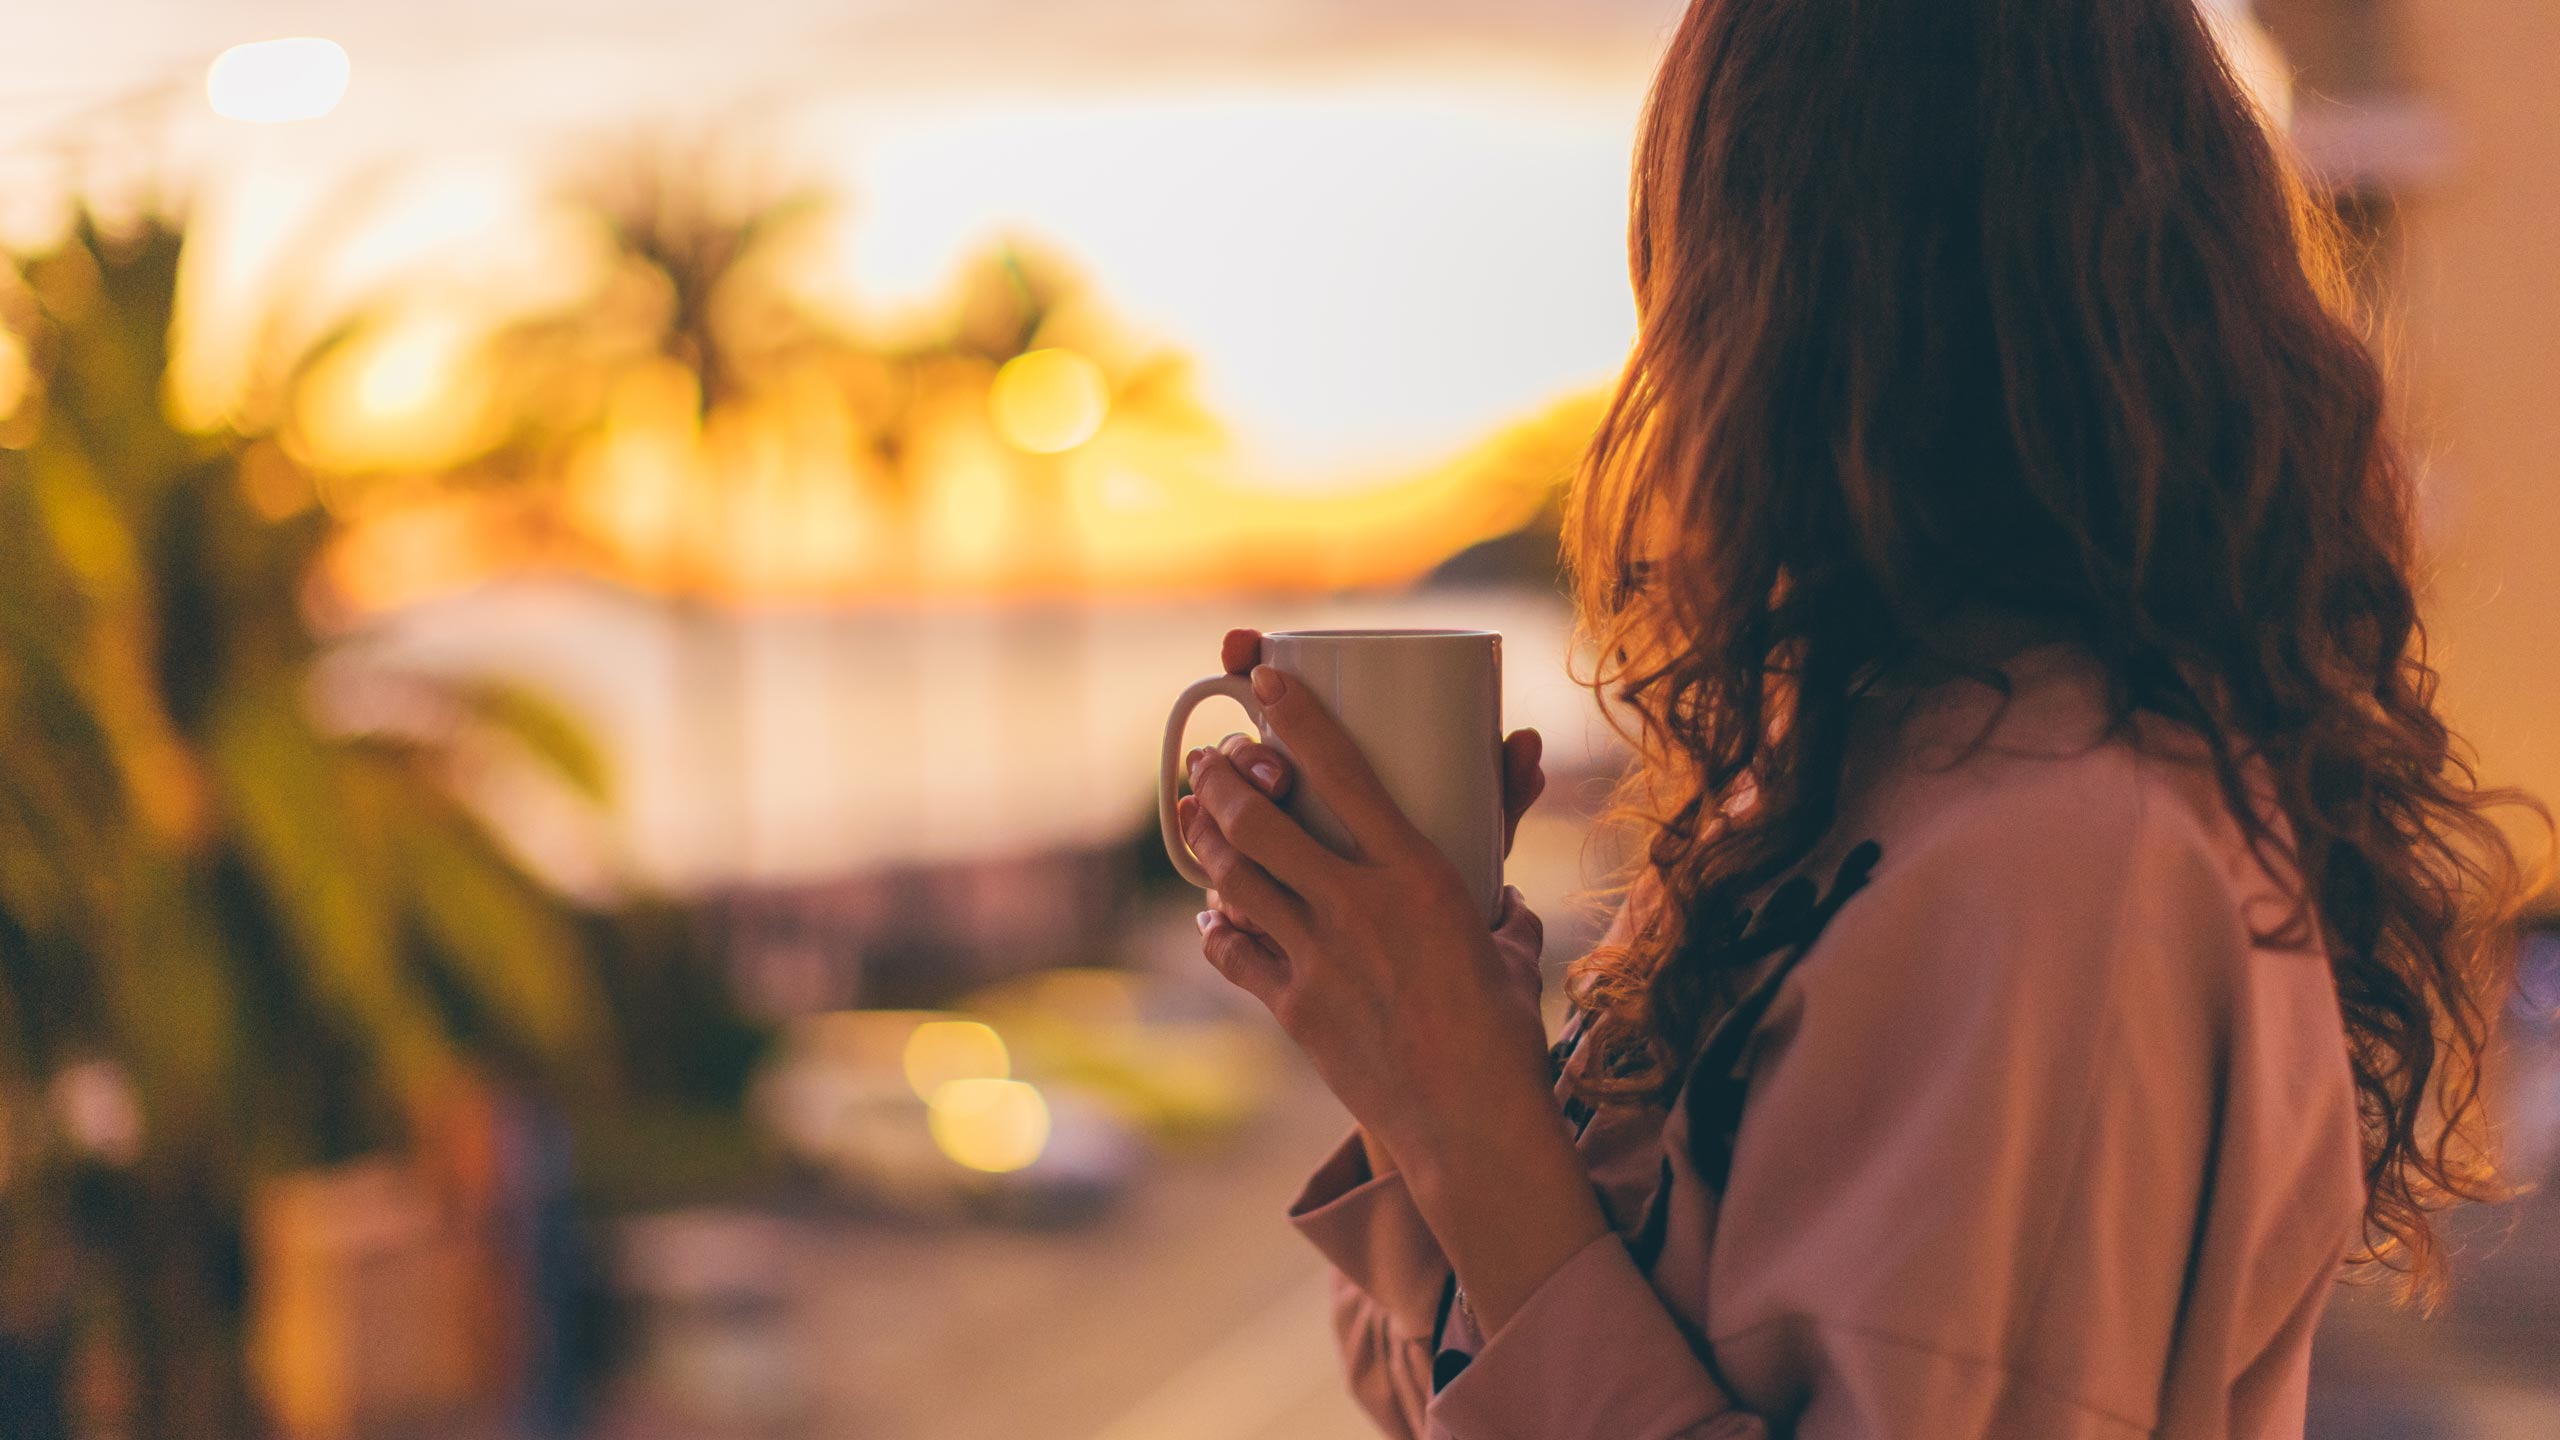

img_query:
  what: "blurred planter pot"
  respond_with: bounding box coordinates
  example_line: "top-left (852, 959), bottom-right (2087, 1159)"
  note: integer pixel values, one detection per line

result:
top-left (246, 1159), bottom-right (484, 1439)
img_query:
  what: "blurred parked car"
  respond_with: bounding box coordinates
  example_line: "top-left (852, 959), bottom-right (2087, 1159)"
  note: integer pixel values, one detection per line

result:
top-left (965, 967), bottom-right (1281, 1142)
top-left (750, 1009), bottom-right (1139, 1223)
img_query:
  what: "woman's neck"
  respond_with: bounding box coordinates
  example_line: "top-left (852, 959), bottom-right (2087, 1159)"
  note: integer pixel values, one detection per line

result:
top-left (1860, 605), bottom-right (2081, 697)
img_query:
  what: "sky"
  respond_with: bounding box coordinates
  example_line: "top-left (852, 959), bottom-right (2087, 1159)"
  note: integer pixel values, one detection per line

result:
top-left (4, 0), bottom-right (1680, 115)
top-left (2, 1), bottom-right (1686, 480)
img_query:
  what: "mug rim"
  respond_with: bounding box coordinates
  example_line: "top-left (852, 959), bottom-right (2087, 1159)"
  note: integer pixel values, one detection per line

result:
top-left (1264, 628), bottom-right (1499, 641)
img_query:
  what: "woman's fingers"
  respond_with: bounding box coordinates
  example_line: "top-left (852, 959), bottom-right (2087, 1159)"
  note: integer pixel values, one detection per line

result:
top-left (1204, 888), bottom-right (1268, 936)
top-left (1221, 628), bottom-right (1265, 677)
top-left (1189, 733), bottom-right (1291, 931)
top-left (1197, 910), bottom-right (1289, 1005)
top-left (1500, 729), bottom-right (1545, 857)
top-left (1189, 749), bottom-right (1335, 890)
top-left (1215, 731), bottom-right (1293, 801)
top-left (1245, 666), bottom-right (1421, 861)
top-left (1493, 885), bottom-right (1545, 955)
top-left (1178, 794), bottom-right (1312, 948)
top-left (1490, 885), bottom-right (1547, 1002)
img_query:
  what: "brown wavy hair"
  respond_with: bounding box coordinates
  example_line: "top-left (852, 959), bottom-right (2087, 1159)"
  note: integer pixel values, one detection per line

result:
top-left (1561, 0), bottom-right (2544, 1305)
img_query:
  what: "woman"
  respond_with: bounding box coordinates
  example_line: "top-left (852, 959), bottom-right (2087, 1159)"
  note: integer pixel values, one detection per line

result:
top-left (1170, 0), bottom-right (2537, 1436)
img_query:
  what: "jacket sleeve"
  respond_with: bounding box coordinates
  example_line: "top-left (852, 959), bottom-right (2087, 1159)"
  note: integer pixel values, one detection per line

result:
top-left (1289, 1129), bottom-right (1456, 1438)
top-left (1426, 759), bottom-right (2246, 1439)
top-left (1426, 1229), bottom-right (1771, 1439)
top-left (1292, 877), bottom-right (1676, 1437)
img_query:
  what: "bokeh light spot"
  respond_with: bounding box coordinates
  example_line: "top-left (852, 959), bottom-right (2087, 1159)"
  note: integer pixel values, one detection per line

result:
top-left (990, 348), bottom-right (1110, 454)
top-left (353, 330), bottom-right (445, 418)
top-left (292, 314), bottom-right (483, 474)
top-left (926, 1078), bottom-right (1051, 1174)
top-left (0, 330), bottom-right (28, 423)
top-left (901, 1019), bottom-right (1010, 1100)
top-left (207, 39), bottom-right (351, 125)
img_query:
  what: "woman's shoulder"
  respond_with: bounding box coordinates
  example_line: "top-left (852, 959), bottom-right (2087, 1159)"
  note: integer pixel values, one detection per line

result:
top-left (1846, 642), bottom-right (2304, 927)
top-left (1807, 645), bottom-right (2325, 1027)
top-left (1707, 659), bottom-right (2349, 1211)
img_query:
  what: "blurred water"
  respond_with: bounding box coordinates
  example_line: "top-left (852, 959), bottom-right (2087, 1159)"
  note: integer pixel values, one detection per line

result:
top-left (341, 581), bottom-right (1610, 896)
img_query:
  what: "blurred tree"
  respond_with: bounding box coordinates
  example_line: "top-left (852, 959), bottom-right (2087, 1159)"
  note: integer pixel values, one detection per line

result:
top-left (0, 212), bottom-right (621, 1437)
top-left (289, 144), bottom-right (1231, 898)
top-left (290, 138), bottom-right (1229, 604)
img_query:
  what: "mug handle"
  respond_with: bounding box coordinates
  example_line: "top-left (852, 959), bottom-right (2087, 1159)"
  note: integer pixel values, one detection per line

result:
top-left (1158, 674), bottom-right (1267, 890)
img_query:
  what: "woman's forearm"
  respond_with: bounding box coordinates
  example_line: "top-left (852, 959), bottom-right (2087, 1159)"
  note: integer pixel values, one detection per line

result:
top-left (1392, 1083), bottom-right (1612, 1337)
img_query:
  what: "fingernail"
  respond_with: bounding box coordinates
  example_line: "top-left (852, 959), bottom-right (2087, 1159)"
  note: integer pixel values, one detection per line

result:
top-left (1250, 666), bottom-right (1285, 704)
top-left (1195, 910), bottom-right (1217, 934)
top-left (1249, 760), bottom-right (1283, 791)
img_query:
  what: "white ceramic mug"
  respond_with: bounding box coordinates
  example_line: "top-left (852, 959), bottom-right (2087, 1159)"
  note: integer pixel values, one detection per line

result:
top-left (1158, 629), bottom-right (1505, 926)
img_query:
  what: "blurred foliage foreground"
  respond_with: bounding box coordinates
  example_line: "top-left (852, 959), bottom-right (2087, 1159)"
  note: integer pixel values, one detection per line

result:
top-left (0, 215), bottom-right (766, 1438)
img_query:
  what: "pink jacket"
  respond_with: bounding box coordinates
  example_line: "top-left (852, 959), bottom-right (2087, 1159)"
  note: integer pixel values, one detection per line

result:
top-left (1289, 647), bottom-right (2367, 1439)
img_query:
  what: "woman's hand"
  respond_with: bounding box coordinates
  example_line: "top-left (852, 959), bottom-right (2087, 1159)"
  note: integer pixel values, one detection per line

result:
top-left (1177, 629), bottom-right (1609, 1332)
top-left (1197, 627), bottom-right (1545, 969)
top-left (1177, 629), bottom-right (1554, 1145)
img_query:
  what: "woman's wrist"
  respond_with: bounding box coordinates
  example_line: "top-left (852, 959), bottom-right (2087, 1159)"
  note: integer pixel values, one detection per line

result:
top-left (1388, 1071), bottom-right (1581, 1207)
top-left (1390, 1080), bottom-right (1609, 1337)
top-left (1362, 1027), bottom-right (1570, 1184)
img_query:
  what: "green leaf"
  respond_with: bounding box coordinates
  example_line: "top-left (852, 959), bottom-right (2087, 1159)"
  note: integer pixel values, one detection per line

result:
top-left (100, 851), bottom-right (242, 1149)
top-left (456, 680), bottom-right (613, 804)
top-left (211, 682), bottom-right (449, 1094)
top-left (380, 760), bottom-right (616, 1091)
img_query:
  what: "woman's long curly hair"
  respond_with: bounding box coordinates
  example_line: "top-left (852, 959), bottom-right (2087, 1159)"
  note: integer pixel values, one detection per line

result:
top-left (1562, 0), bottom-right (2544, 1305)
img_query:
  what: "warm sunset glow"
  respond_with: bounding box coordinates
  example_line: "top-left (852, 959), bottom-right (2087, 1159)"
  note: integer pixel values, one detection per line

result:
top-left (902, 1020), bottom-right (1011, 1100)
top-left (990, 348), bottom-right (1111, 454)
top-left (926, 1078), bottom-right (1051, 1174)
top-left (815, 88), bottom-right (1640, 475)
top-left (156, 78), bottom-right (1642, 531)
top-left (155, 55), bottom-right (1638, 604)
top-left (205, 39), bottom-right (351, 125)
top-left (914, 430), bottom-right (1025, 584)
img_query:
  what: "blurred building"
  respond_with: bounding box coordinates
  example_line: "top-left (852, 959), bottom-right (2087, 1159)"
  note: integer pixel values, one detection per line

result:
top-left (2263, 0), bottom-right (2560, 857)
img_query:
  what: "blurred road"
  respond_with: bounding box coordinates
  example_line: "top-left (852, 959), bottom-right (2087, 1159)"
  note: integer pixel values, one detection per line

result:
top-left (790, 1059), bottom-right (1377, 1440)
top-left (602, 1059), bottom-right (2559, 1440)
top-left (2307, 1184), bottom-right (2560, 1440)
top-left (590, 1039), bottom-right (1376, 1440)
